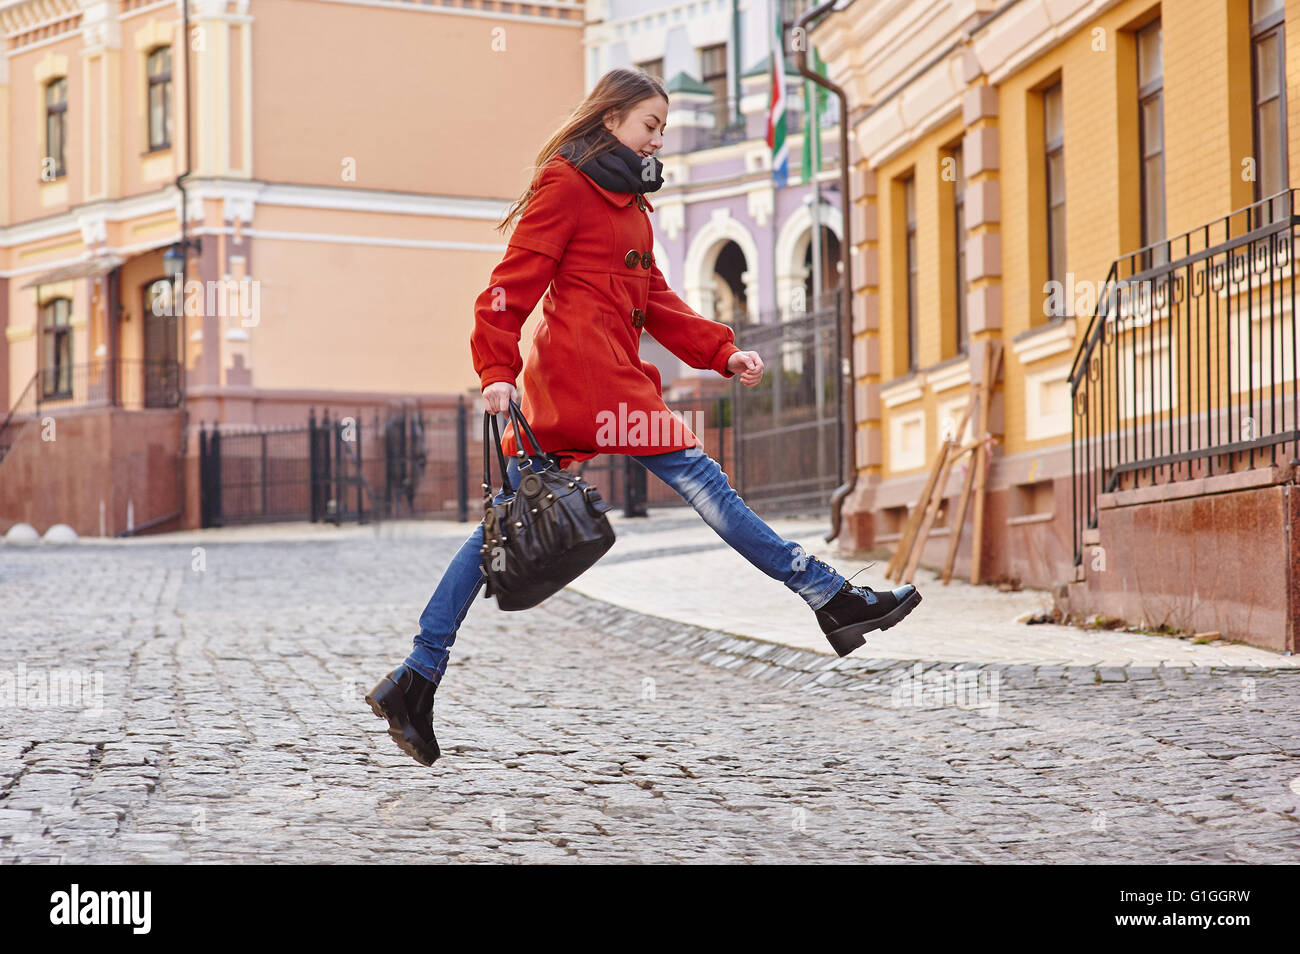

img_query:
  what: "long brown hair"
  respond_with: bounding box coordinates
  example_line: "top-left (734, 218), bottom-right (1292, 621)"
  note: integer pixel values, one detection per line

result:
top-left (496, 67), bottom-right (668, 235)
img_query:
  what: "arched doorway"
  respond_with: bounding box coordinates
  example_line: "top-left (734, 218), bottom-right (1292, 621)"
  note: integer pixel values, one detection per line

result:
top-left (712, 240), bottom-right (749, 325)
top-left (683, 210), bottom-right (760, 327)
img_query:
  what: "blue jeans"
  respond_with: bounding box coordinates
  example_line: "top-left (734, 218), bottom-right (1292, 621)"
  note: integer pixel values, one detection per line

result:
top-left (403, 448), bottom-right (847, 685)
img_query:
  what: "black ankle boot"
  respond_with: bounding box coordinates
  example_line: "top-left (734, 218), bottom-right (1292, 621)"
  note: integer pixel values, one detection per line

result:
top-left (365, 664), bottom-right (440, 766)
top-left (813, 564), bottom-right (922, 657)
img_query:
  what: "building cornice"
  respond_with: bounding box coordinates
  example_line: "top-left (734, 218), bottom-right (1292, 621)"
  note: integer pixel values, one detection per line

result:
top-left (309, 0), bottom-right (584, 27)
top-left (821, 0), bottom-right (1128, 169)
top-left (0, 179), bottom-right (522, 263)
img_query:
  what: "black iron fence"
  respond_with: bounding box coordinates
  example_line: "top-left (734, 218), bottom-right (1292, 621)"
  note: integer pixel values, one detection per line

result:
top-left (197, 303), bottom-right (845, 529)
top-left (194, 284), bottom-right (847, 527)
top-left (199, 396), bottom-right (729, 527)
top-left (200, 408), bottom-right (392, 527)
top-left (1070, 189), bottom-right (1300, 566)
top-left (199, 423), bottom-right (312, 526)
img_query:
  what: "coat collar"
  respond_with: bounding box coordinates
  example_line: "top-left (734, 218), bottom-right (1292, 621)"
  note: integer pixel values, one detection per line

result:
top-left (558, 156), bottom-right (655, 212)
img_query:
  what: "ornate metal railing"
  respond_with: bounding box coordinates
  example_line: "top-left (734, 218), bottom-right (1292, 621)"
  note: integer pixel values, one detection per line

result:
top-left (1070, 190), bottom-right (1300, 566)
top-left (0, 359), bottom-right (182, 466)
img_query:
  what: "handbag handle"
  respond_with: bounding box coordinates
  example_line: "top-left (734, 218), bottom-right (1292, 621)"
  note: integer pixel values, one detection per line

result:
top-left (482, 410), bottom-right (514, 500)
top-left (482, 398), bottom-right (554, 503)
top-left (505, 398), bottom-right (549, 462)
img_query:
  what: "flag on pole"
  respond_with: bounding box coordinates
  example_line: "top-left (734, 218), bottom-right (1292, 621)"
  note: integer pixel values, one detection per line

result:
top-left (766, 5), bottom-right (788, 189)
top-left (801, 45), bottom-right (828, 185)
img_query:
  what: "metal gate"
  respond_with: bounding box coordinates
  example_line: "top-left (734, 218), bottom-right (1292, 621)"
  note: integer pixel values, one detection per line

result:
top-left (199, 423), bottom-right (313, 526)
top-left (199, 400), bottom-right (471, 528)
top-left (199, 410), bottom-right (383, 527)
top-left (733, 290), bottom-right (844, 515)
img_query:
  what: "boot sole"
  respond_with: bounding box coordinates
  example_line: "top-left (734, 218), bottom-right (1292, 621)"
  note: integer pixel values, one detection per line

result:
top-left (825, 590), bottom-right (923, 657)
top-left (365, 677), bottom-right (441, 767)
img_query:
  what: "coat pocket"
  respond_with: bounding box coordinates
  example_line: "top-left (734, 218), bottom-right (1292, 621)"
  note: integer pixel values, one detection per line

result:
top-left (600, 309), bottom-right (631, 367)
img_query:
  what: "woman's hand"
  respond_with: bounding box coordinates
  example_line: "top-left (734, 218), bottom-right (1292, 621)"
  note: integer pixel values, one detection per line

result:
top-left (482, 381), bottom-right (520, 415)
top-left (727, 350), bottom-right (766, 386)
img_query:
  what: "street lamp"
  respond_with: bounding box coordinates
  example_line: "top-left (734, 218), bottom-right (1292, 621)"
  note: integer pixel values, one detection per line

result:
top-left (163, 236), bottom-right (200, 277)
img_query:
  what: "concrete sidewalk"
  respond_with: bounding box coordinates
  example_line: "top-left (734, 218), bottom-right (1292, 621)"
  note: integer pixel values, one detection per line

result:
top-left (50, 507), bottom-right (1295, 669)
top-left (570, 509), bottom-right (1297, 670)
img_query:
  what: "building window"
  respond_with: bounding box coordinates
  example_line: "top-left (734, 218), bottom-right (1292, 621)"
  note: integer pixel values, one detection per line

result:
top-left (1044, 82), bottom-right (1067, 315)
top-left (41, 298), bottom-right (73, 399)
top-left (1251, 0), bottom-right (1287, 213)
top-left (45, 77), bottom-right (67, 179)
top-left (637, 59), bottom-right (663, 83)
top-left (1137, 20), bottom-right (1166, 267)
top-left (699, 44), bottom-right (728, 102)
top-left (951, 145), bottom-right (968, 353)
top-left (904, 176), bottom-right (918, 373)
top-left (147, 46), bottom-right (173, 151)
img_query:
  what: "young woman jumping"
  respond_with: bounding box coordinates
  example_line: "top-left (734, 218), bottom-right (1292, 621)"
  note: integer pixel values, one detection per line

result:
top-left (366, 67), bottom-right (922, 767)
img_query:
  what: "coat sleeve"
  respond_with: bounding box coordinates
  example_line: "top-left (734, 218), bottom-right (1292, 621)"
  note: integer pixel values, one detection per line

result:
top-left (642, 261), bottom-right (741, 378)
top-left (470, 160), bottom-right (580, 391)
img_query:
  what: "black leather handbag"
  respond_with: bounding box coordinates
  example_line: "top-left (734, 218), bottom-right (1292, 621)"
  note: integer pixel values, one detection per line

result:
top-left (480, 399), bottom-right (616, 611)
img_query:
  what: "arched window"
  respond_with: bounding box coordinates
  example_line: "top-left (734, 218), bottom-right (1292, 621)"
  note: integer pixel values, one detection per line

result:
top-left (41, 298), bottom-right (73, 399)
top-left (147, 46), bottom-right (173, 151)
top-left (45, 78), bottom-right (67, 179)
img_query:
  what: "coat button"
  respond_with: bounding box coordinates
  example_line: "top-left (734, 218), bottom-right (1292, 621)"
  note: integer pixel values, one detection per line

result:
top-left (624, 249), bottom-right (639, 268)
top-left (631, 307), bottom-right (645, 329)
top-left (635, 194), bottom-right (647, 211)
top-left (640, 250), bottom-right (653, 269)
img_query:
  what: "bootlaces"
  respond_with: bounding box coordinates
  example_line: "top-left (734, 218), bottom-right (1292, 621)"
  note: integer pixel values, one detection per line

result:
top-left (810, 556), bottom-right (878, 595)
top-left (842, 561), bottom-right (877, 594)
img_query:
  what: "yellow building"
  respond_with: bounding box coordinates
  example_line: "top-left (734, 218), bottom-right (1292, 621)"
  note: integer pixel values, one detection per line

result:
top-left (814, 0), bottom-right (1297, 651)
top-left (0, 0), bottom-right (585, 533)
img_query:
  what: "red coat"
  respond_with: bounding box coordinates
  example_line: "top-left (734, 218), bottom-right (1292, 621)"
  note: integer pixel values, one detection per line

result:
top-left (470, 154), bottom-right (741, 470)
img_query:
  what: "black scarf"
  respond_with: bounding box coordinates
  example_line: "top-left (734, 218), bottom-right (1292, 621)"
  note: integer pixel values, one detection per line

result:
top-left (557, 127), bottom-right (664, 194)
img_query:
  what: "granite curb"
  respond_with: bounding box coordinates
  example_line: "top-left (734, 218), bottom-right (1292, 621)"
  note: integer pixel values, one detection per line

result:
top-left (546, 588), bottom-right (1300, 694)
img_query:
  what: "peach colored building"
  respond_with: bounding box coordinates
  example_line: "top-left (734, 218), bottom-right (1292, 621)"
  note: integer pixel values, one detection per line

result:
top-left (0, 0), bottom-right (586, 534)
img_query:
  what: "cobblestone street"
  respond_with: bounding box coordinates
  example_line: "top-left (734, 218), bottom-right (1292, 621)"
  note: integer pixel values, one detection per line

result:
top-left (2, 528), bottom-right (1299, 863)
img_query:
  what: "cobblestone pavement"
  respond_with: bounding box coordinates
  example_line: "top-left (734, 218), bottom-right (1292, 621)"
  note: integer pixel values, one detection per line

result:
top-left (2, 532), bottom-right (1299, 863)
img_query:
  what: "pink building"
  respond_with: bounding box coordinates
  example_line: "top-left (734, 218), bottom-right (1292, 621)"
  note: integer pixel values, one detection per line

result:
top-left (0, 0), bottom-right (585, 533)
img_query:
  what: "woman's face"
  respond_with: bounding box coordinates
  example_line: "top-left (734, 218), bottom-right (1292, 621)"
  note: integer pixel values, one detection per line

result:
top-left (604, 96), bottom-right (669, 159)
